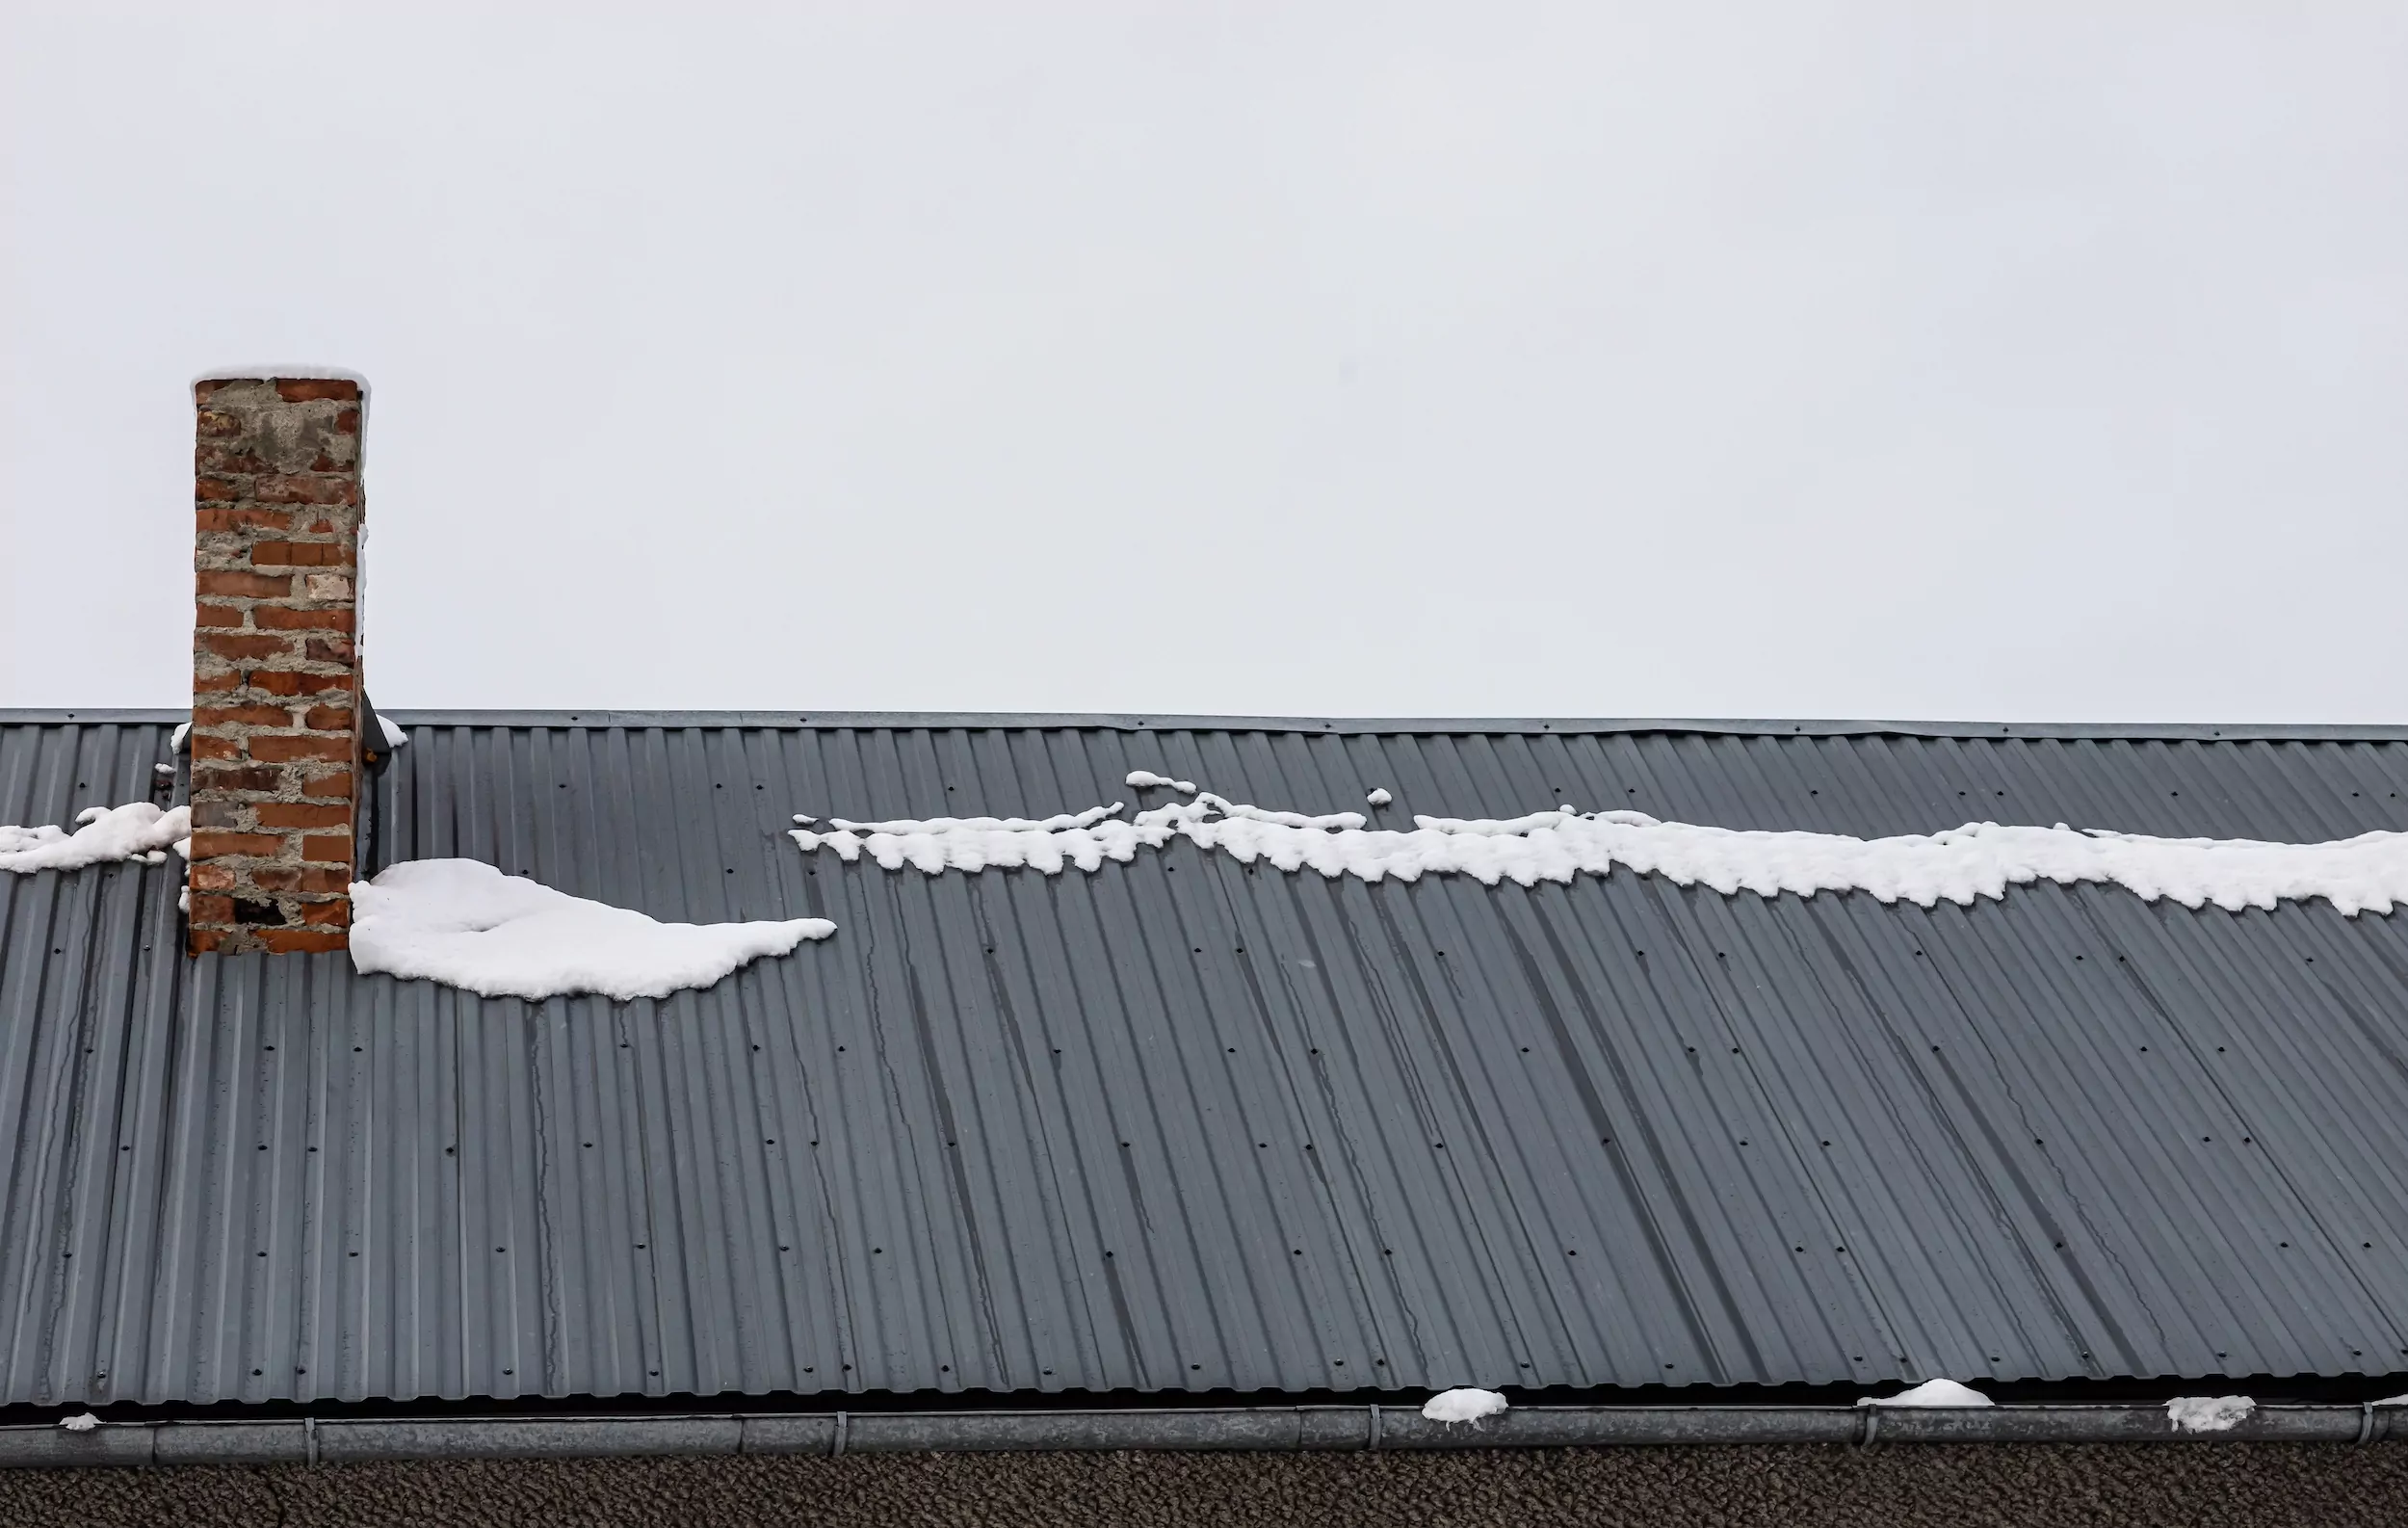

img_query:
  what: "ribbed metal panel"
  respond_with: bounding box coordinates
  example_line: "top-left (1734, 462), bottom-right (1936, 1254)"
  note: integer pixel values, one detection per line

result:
top-left (2, 715), bottom-right (2405, 1409)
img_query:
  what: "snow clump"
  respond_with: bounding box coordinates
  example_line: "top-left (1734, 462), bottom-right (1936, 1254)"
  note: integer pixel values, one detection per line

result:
top-left (2166, 1396), bottom-right (2255, 1433)
top-left (1857, 1379), bottom-right (1992, 1408)
top-left (1366, 788), bottom-right (1393, 806)
top-left (0, 804), bottom-right (190, 873)
top-left (349, 859), bottom-right (834, 1001)
top-left (1422, 1388), bottom-right (1508, 1423)
top-left (1125, 770), bottom-right (1196, 794)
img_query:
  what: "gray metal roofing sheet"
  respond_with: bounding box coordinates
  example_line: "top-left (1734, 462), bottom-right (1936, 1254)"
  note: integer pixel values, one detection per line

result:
top-left (1, 713), bottom-right (2405, 1409)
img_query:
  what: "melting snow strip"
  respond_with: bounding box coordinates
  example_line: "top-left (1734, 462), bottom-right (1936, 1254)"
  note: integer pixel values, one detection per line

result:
top-left (789, 786), bottom-right (2408, 916)
top-left (1125, 770), bottom-right (1197, 794)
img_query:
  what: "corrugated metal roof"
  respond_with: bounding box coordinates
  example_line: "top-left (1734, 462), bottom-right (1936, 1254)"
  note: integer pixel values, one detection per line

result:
top-left (2, 712), bottom-right (2405, 1409)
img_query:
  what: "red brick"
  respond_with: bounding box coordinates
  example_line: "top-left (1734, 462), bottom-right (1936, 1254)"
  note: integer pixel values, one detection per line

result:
top-left (249, 734), bottom-right (353, 763)
top-left (302, 517), bottom-right (336, 535)
top-left (196, 508), bottom-right (292, 534)
top-left (198, 631), bottom-right (293, 661)
top-left (251, 670), bottom-right (350, 697)
top-left (196, 604), bottom-right (247, 628)
top-left (275, 379), bottom-right (359, 403)
top-left (303, 638), bottom-right (356, 666)
top-left (196, 444), bottom-right (269, 475)
top-left (194, 704), bottom-right (292, 727)
top-left (252, 475), bottom-right (359, 507)
top-left (254, 867), bottom-right (352, 895)
top-left (195, 766), bottom-right (278, 794)
top-left (190, 830), bottom-right (287, 857)
top-left (193, 671), bottom-right (242, 693)
top-left (301, 832), bottom-right (353, 863)
top-left (189, 801), bottom-right (243, 830)
top-left (196, 569), bottom-right (292, 598)
top-left (196, 408), bottom-right (245, 436)
top-left (256, 802), bottom-right (352, 829)
top-left (299, 770), bottom-right (355, 802)
top-left (250, 540), bottom-right (352, 567)
top-left (196, 476), bottom-right (246, 504)
top-left (187, 894), bottom-right (235, 924)
top-left (302, 704), bottom-right (353, 731)
top-left (189, 862), bottom-right (237, 891)
top-left (256, 928), bottom-right (349, 954)
top-left (190, 734), bottom-right (240, 760)
top-left (189, 928), bottom-right (228, 953)
top-left (298, 900), bottom-right (352, 927)
top-left (333, 408), bottom-right (360, 435)
top-left (253, 606), bottom-right (352, 631)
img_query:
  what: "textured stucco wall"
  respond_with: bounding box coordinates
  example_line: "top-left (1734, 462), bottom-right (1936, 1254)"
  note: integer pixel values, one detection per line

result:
top-left (0, 1443), bottom-right (2400, 1527)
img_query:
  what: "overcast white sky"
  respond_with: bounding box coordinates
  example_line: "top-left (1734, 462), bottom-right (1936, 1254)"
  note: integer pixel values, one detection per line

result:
top-left (4, 5), bottom-right (2403, 720)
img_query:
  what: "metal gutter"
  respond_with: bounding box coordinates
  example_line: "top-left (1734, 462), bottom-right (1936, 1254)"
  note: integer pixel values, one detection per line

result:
top-left (2, 1405), bottom-right (2399, 1468)
top-left (6, 709), bottom-right (2407, 741)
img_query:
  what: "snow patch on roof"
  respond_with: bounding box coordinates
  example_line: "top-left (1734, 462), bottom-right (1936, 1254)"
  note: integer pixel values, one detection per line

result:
top-left (0, 804), bottom-right (189, 873)
top-left (789, 785), bottom-right (2408, 916)
top-left (1858, 1379), bottom-right (1991, 1408)
top-left (378, 714), bottom-right (408, 748)
top-left (1365, 788), bottom-right (1393, 806)
top-left (349, 859), bottom-right (834, 1001)
top-left (1421, 1387), bottom-right (1507, 1423)
top-left (2166, 1395), bottom-right (2255, 1433)
top-left (1125, 770), bottom-right (1196, 794)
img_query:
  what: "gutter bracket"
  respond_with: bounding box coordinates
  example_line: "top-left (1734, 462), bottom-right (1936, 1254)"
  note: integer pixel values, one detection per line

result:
top-left (1858, 1408), bottom-right (1878, 1447)
top-left (1367, 1404), bottom-right (1381, 1452)
top-left (2359, 1403), bottom-right (2375, 1445)
top-left (831, 1409), bottom-right (848, 1458)
top-left (304, 1415), bottom-right (318, 1468)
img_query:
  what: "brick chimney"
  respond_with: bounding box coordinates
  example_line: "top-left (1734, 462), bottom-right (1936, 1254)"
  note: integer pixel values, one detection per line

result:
top-left (188, 375), bottom-right (367, 954)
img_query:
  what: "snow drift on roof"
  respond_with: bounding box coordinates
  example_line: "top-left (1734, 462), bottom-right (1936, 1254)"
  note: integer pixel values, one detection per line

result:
top-left (349, 859), bottom-right (833, 1001)
top-left (0, 804), bottom-right (189, 873)
top-left (789, 787), bottom-right (2408, 916)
